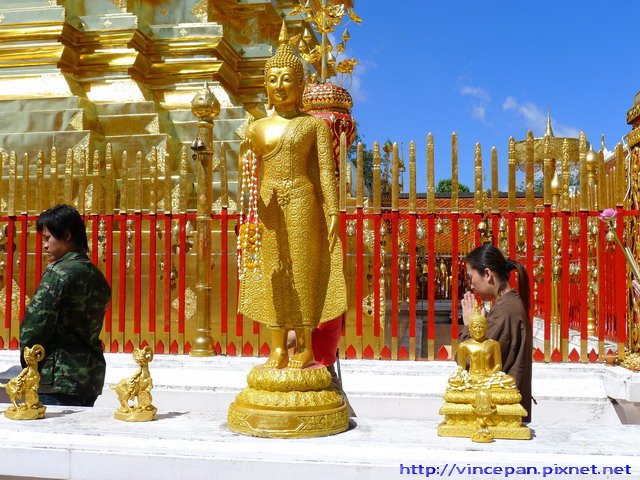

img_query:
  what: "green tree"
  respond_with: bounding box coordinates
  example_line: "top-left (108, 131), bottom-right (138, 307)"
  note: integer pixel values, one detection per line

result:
top-left (435, 178), bottom-right (471, 193)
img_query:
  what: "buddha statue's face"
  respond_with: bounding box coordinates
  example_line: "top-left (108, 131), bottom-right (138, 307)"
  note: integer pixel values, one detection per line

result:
top-left (265, 66), bottom-right (302, 111)
top-left (469, 319), bottom-right (486, 341)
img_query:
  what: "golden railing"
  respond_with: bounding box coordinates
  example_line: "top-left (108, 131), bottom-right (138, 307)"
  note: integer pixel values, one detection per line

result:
top-left (0, 122), bottom-right (636, 362)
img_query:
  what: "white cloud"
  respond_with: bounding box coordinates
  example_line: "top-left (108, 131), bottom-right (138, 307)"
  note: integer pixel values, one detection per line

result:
top-left (460, 86), bottom-right (491, 122)
top-left (502, 96), bottom-right (579, 138)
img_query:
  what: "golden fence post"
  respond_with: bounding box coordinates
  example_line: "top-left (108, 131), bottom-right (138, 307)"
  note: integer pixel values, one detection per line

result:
top-left (408, 140), bottom-right (416, 359)
top-left (474, 143), bottom-right (483, 214)
top-left (36, 151), bottom-right (45, 213)
top-left (373, 142), bottom-right (381, 213)
top-left (189, 84), bottom-right (219, 357)
top-left (50, 147), bottom-right (58, 208)
top-left (356, 142), bottom-right (364, 208)
top-left (8, 151), bottom-right (16, 217)
top-left (120, 151), bottom-right (128, 214)
top-left (0, 152), bottom-right (6, 216)
top-left (409, 141), bottom-right (416, 215)
top-left (525, 131), bottom-right (534, 213)
top-left (105, 144), bottom-right (114, 215)
top-left (579, 132), bottom-right (588, 212)
top-left (561, 139), bottom-right (571, 211)
top-left (372, 141), bottom-right (381, 357)
top-left (427, 134), bottom-right (434, 214)
top-left (391, 142), bottom-right (399, 212)
top-left (134, 152), bottom-right (143, 214)
top-left (597, 146), bottom-right (606, 210)
top-left (77, 150), bottom-right (86, 215)
top-left (491, 147), bottom-right (498, 214)
top-left (451, 132), bottom-right (459, 213)
top-left (508, 137), bottom-right (516, 213)
top-left (616, 143), bottom-right (625, 208)
top-left (543, 136), bottom-right (551, 208)
top-left (20, 153), bottom-right (29, 215)
top-left (92, 150), bottom-right (101, 216)
top-left (64, 148), bottom-right (73, 206)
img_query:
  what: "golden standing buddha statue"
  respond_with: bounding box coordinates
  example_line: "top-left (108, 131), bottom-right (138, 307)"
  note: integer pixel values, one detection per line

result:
top-left (228, 23), bottom-right (349, 438)
top-left (438, 307), bottom-right (530, 441)
top-left (237, 22), bottom-right (347, 370)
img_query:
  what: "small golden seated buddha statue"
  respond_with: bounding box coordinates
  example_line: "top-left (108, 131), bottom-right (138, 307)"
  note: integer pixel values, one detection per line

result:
top-left (438, 308), bottom-right (530, 442)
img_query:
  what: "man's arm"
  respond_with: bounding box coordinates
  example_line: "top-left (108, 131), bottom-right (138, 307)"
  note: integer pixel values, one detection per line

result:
top-left (20, 270), bottom-right (63, 355)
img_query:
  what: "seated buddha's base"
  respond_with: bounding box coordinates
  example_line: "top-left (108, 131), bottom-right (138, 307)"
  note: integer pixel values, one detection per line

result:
top-left (437, 422), bottom-right (531, 440)
top-left (438, 401), bottom-right (531, 440)
top-left (227, 364), bottom-right (349, 438)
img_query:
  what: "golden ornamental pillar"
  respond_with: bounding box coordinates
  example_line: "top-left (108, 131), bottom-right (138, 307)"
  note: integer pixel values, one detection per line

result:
top-left (189, 83), bottom-right (220, 357)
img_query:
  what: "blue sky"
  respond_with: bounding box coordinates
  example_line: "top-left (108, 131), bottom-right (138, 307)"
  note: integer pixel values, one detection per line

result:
top-left (342, 1), bottom-right (637, 192)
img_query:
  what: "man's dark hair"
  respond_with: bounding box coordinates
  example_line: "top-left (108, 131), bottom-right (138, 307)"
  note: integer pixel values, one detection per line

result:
top-left (36, 204), bottom-right (88, 253)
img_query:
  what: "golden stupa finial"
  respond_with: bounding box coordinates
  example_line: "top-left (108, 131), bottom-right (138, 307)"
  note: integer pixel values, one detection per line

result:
top-left (545, 109), bottom-right (554, 137)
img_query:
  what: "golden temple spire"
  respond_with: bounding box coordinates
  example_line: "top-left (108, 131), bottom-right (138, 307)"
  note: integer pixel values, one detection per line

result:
top-left (545, 109), bottom-right (555, 137)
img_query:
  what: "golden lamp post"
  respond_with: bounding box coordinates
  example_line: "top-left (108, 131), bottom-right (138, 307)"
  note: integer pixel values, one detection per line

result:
top-left (190, 82), bottom-right (220, 356)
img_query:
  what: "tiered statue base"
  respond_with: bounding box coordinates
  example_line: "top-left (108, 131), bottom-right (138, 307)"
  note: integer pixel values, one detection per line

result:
top-left (438, 389), bottom-right (531, 441)
top-left (114, 406), bottom-right (157, 422)
top-left (227, 365), bottom-right (349, 438)
top-left (4, 403), bottom-right (46, 420)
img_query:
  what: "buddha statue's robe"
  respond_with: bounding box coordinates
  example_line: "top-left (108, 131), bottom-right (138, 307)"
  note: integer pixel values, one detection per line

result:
top-left (238, 114), bottom-right (347, 329)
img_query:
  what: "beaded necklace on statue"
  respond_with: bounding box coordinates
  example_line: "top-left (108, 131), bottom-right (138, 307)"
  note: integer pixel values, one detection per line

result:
top-left (237, 149), bottom-right (262, 280)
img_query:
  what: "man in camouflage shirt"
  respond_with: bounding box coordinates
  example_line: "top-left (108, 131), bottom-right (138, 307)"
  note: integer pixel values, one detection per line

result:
top-left (20, 204), bottom-right (111, 406)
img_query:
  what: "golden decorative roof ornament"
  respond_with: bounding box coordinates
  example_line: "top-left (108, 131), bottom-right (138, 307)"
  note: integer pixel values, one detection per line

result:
top-left (303, 82), bottom-right (353, 113)
top-left (513, 112), bottom-right (584, 173)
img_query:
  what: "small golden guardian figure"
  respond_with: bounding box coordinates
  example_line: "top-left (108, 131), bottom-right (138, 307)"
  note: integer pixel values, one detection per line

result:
top-left (1, 344), bottom-right (46, 420)
top-left (438, 308), bottom-right (530, 441)
top-left (112, 346), bottom-right (157, 422)
top-left (228, 22), bottom-right (349, 438)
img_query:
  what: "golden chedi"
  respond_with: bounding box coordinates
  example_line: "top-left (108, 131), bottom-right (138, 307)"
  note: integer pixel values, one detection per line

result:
top-left (438, 308), bottom-right (530, 442)
top-left (1, 345), bottom-right (46, 420)
top-left (228, 23), bottom-right (348, 438)
top-left (112, 346), bottom-right (157, 422)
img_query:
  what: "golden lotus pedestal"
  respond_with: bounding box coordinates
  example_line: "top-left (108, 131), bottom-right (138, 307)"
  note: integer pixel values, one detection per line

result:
top-left (227, 365), bottom-right (349, 438)
top-left (438, 389), bottom-right (531, 441)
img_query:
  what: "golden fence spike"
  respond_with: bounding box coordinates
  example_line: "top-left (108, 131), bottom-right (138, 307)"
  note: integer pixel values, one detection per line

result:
top-left (561, 138), bottom-right (571, 211)
top-left (64, 148), bottom-right (74, 206)
top-left (474, 142), bottom-right (483, 214)
top-left (373, 141), bottom-right (381, 214)
top-left (391, 142), bottom-right (399, 212)
top-left (525, 130), bottom-right (534, 212)
top-left (597, 146), bottom-right (606, 209)
top-left (543, 135), bottom-right (551, 206)
top-left (120, 150), bottom-right (128, 214)
top-left (50, 146), bottom-right (58, 208)
top-left (77, 149), bottom-right (86, 214)
top-left (35, 150), bottom-right (45, 213)
top-left (579, 131), bottom-right (588, 212)
top-left (149, 146), bottom-right (158, 213)
top-left (179, 145), bottom-right (188, 214)
top-left (8, 150), bottom-right (16, 216)
top-left (451, 132), bottom-right (459, 213)
top-left (220, 142), bottom-right (228, 209)
top-left (164, 147), bottom-right (172, 215)
top-left (105, 144), bottom-right (114, 215)
top-left (134, 151), bottom-right (143, 213)
top-left (427, 133), bottom-right (434, 213)
top-left (92, 150), bottom-right (101, 215)
top-left (409, 140), bottom-right (416, 214)
top-left (508, 136), bottom-right (516, 213)
top-left (21, 152), bottom-right (29, 215)
top-left (356, 142), bottom-right (364, 208)
top-left (491, 146), bottom-right (499, 213)
top-left (339, 132), bottom-right (347, 213)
